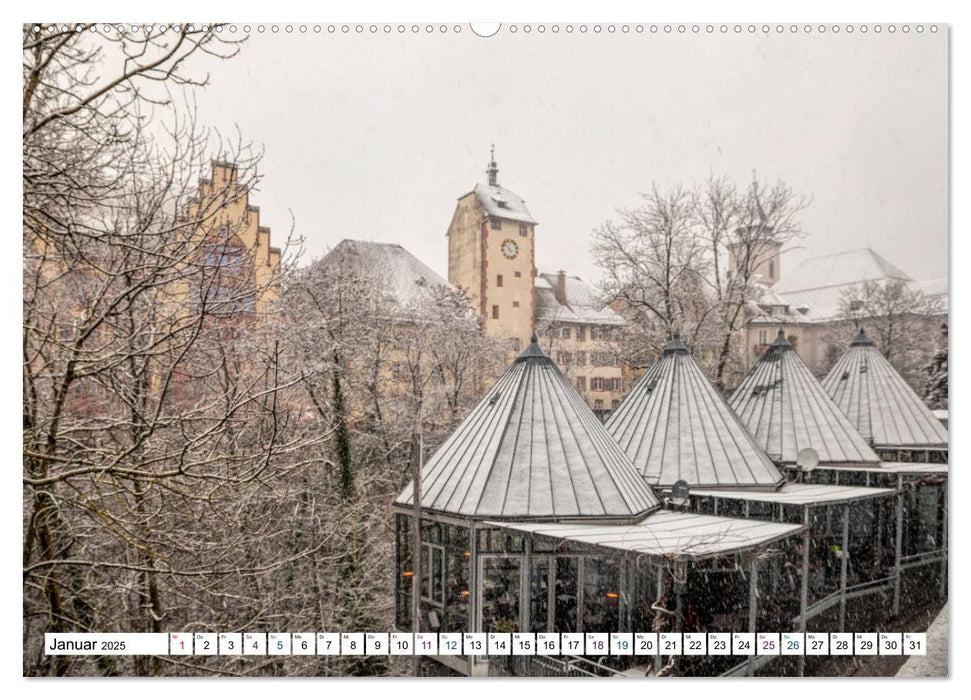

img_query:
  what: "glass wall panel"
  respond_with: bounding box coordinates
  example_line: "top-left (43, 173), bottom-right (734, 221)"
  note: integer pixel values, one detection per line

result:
top-left (481, 556), bottom-right (521, 633)
top-left (807, 504), bottom-right (845, 603)
top-left (444, 549), bottom-right (470, 632)
top-left (554, 557), bottom-right (579, 633)
top-left (529, 556), bottom-right (551, 632)
top-left (582, 558), bottom-right (619, 633)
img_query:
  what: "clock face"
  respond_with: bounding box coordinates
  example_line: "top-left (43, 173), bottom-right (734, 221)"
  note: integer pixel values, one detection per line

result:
top-left (501, 239), bottom-right (518, 259)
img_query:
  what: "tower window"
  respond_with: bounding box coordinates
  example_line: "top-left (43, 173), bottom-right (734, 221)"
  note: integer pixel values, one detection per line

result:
top-left (497, 274), bottom-right (503, 287)
top-left (514, 271), bottom-right (522, 278)
top-left (512, 301), bottom-right (520, 308)
top-left (491, 220), bottom-right (501, 230)
top-left (492, 305), bottom-right (499, 319)
top-left (519, 224), bottom-right (528, 237)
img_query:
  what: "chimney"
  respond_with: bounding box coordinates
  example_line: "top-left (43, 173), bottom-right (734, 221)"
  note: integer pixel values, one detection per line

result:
top-left (555, 270), bottom-right (568, 306)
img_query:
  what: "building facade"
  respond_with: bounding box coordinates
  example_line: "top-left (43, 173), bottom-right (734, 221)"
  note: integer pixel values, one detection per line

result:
top-left (447, 151), bottom-right (628, 412)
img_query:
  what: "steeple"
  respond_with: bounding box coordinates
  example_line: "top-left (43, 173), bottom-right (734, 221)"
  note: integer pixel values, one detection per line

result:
top-left (486, 144), bottom-right (499, 187)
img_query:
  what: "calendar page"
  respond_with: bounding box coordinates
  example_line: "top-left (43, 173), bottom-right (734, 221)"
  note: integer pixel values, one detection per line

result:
top-left (19, 0), bottom-right (951, 686)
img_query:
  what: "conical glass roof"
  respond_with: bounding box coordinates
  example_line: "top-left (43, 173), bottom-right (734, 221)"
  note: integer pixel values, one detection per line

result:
top-left (822, 329), bottom-right (948, 450)
top-left (730, 329), bottom-right (881, 466)
top-left (606, 334), bottom-right (784, 490)
top-left (395, 336), bottom-right (661, 521)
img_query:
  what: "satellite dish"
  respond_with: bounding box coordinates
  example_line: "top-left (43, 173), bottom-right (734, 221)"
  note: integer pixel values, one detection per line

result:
top-left (670, 479), bottom-right (691, 507)
top-left (796, 447), bottom-right (819, 473)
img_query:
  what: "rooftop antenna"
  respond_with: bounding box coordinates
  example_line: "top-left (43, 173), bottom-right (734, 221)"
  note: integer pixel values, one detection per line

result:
top-left (795, 447), bottom-right (819, 483)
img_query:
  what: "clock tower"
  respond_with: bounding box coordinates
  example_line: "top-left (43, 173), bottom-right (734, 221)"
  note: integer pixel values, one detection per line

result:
top-left (446, 148), bottom-right (536, 348)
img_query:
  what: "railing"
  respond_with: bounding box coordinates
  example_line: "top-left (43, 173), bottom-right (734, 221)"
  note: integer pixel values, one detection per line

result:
top-left (488, 654), bottom-right (628, 677)
top-left (794, 576), bottom-right (894, 626)
top-left (900, 549), bottom-right (945, 570)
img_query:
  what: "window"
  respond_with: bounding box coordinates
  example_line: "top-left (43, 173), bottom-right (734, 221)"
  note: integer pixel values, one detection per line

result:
top-left (768, 260), bottom-right (775, 278)
top-left (514, 271), bottom-right (522, 278)
top-left (492, 305), bottom-right (500, 319)
top-left (420, 543), bottom-right (446, 607)
top-left (592, 377), bottom-right (605, 392)
top-left (758, 330), bottom-right (768, 345)
top-left (575, 376), bottom-right (587, 392)
top-left (519, 224), bottom-right (528, 237)
top-left (491, 219), bottom-right (501, 230)
top-left (590, 326), bottom-right (609, 341)
top-left (577, 327), bottom-right (586, 342)
top-left (576, 351), bottom-right (588, 365)
top-left (512, 301), bottom-right (520, 308)
top-left (556, 351), bottom-right (573, 365)
top-left (594, 399), bottom-right (604, 410)
top-left (559, 327), bottom-right (571, 339)
top-left (497, 274), bottom-right (503, 287)
top-left (195, 229), bottom-right (256, 317)
top-left (591, 351), bottom-right (614, 366)
top-left (849, 299), bottom-right (864, 312)
top-left (607, 378), bottom-right (622, 392)
top-left (612, 400), bottom-right (620, 409)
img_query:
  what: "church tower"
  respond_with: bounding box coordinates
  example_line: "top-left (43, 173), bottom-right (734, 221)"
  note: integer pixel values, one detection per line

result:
top-left (447, 148), bottom-right (536, 348)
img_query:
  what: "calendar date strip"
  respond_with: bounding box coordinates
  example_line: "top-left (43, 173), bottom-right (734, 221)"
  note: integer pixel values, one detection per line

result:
top-left (46, 631), bottom-right (927, 657)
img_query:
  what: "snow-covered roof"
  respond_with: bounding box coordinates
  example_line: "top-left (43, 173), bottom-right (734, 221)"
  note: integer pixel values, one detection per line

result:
top-left (471, 182), bottom-right (537, 224)
top-left (729, 329), bottom-right (882, 467)
top-left (776, 248), bottom-right (912, 294)
top-left (315, 239), bottom-right (458, 312)
top-left (694, 483), bottom-right (894, 506)
top-left (535, 273), bottom-right (627, 327)
top-left (605, 334), bottom-right (785, 490)
top-left (395, 336), bottom-right (661, 522)
top-left (486, 511), bottom-right (804, 560)
top-left (822, 329), bottom-right (949, 449)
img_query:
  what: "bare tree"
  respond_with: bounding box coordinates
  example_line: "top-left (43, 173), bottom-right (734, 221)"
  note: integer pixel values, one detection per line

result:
top-left (22, 25), bottom-right (328, 677)
top-left (593, 176), bottom-right (808, 387)
top-left (592, 184), bottom-right (711, 367)
top-left (823, 279), bottom-right (944, 391)
top-left (698, 175), bottom-right (808, 389)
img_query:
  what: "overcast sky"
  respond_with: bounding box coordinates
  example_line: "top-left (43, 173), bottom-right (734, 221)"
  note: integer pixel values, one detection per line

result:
top-left (187, 25), bottom-right (948, 287)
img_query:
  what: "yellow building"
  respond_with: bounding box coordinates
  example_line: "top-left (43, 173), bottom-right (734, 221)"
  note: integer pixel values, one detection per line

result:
top-left (185, 161), bottom-right (282, 317)
top-left (446, 148), bottom-right (536, 349)
top-left (447, 151), bottom-right (628, 414)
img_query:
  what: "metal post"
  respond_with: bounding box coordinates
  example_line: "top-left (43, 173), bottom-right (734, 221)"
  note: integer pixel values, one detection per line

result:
top-left (839, 503), bottom-right (849, 632)
top-left (468, 524), bottom-right (478, 677)
top-left (798, 506), bottom-right (810, 677)
top-left (894, 478), bottom-right (904, 617)
top-left (620, 555), bottom-right (630, 632)
top-left (748, 559), bottom-right (758, 677)
top-left (654, 562), bottom-right (663, 674)
top-left (520, 537), bottom-right (531, 633)
top-left (939, 481), bottom-right (948, 600)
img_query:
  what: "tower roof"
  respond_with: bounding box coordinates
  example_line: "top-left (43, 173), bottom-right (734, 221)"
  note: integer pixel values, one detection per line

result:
top-left (471, 182), bottom-right (537, 225)
top-left (822, 329), bottom-right (948, 450)
top-left (395, 337), bottom-right (661, 521)
top-left (605, 336), bottom-right (784, 490)
top-left (729, 329), bottom-right (882, 466)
